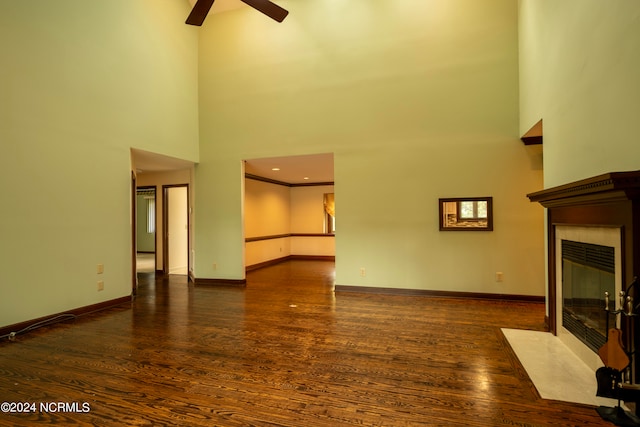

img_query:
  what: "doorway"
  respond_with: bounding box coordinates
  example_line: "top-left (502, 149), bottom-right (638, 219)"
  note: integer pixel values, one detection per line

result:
top-left (163, 185), bottom-right (189, 276)
top-left (136, 186), bottom-right (157, 274)
top-left (243, 153), bottom-right (335, 270)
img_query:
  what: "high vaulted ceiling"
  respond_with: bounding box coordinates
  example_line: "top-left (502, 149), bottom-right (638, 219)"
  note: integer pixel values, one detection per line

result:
top-left (136, 3), bottom-right (332, 185)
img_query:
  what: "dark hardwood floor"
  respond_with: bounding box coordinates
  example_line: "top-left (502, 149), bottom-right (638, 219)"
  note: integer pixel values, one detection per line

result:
top-left (0, 260), bottom-right (609, 426)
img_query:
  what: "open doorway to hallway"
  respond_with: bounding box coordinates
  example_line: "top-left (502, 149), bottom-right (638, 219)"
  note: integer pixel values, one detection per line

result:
top-left (131, 148), bottom-right (195, 288)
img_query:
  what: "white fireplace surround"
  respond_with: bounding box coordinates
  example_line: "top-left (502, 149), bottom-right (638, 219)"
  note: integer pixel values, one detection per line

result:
top-left (555, 225), bottom-right (623, 372)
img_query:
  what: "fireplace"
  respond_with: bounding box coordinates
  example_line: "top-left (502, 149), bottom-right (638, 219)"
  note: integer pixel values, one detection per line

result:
top-left (528, 171), bottom-right (640, 383)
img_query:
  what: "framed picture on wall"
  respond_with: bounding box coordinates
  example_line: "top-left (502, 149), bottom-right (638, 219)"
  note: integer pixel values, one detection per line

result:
top-left (439, 197), bottom-right (493, 231)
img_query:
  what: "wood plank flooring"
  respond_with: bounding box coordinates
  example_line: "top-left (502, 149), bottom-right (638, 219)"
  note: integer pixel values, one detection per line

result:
top-left (0, 260), bottom-right (610, 426)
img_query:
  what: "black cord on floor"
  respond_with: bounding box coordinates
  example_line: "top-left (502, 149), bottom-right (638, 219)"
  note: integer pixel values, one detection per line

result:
top-left (0, 314), bottom-right (77, 342)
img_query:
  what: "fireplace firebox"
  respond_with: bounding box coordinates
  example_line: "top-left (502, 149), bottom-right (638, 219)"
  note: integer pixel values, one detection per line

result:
top-left (561, 239), bottom-right (615, 353)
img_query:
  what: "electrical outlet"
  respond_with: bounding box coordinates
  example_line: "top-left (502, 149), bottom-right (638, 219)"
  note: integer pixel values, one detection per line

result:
top-left (360, 268), bottom-right (366, 277)
top-left (213, 263), bottom-right (217, 271)
top-left (496, 272), bottom-right (504, 282)
top-left (97, 280), bottom-right (104, 291)
top-left (97, 264), bottom-right (104, 274)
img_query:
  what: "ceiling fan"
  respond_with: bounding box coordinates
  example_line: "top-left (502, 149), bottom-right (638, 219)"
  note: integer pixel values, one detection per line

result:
top-left (186, 0), bottom-right (289, 26)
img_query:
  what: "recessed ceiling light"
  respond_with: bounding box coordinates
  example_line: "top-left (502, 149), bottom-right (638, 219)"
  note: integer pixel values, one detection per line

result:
top-left (272, 167), bottom-right (280, 171)
top-left (303, 177), bottom-right (309, 180)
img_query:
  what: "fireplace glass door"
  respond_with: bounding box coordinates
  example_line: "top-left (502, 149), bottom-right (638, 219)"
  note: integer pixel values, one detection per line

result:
top-left (562, 240), bottom-right (615, 353)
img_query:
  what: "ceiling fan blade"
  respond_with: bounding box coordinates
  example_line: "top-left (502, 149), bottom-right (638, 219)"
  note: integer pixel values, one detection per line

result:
top-left (186, 0), bottom-right (216, 26)
top-left (240, 0), bottom-right (289, 22)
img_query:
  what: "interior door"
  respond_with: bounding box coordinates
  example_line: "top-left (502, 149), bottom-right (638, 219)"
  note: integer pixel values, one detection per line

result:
top-left (164, 185), bottom-right (189, 275)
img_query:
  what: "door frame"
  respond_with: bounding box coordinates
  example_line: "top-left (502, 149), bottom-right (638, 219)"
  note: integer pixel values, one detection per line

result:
top-left (131, 171), bottom-right (137, 295)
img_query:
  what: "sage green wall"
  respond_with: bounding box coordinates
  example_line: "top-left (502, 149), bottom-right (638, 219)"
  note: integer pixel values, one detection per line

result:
top-left (0, 1), bottom-right (199, 327)
top-left (519, 0), bottom-right (640, 187)
top-left (195, 0), bottom-right (545, 295)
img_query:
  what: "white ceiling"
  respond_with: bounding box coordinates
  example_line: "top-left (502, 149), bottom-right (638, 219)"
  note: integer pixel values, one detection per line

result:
top-left (245, 153), bottom-right (334, 184)
top-left (133, 149), bottom-right (334, 185)
top-left (132, 148), bottom-right (195, 173)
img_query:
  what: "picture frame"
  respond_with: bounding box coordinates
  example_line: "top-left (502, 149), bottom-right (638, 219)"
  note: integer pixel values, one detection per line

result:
top-left (439, 197), bottom-right (493, 231)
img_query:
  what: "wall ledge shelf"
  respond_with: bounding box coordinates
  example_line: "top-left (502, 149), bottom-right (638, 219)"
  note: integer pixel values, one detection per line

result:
top-left (521, 119), bottom-right (543, 145)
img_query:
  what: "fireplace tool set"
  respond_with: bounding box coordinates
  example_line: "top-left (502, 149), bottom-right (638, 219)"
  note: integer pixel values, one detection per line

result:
top-left (597, 278), bottom-right (640, 426)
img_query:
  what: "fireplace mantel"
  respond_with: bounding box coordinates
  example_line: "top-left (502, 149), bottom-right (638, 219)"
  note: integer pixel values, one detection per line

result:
top-left (528, 171), bottom-right (640, 208)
